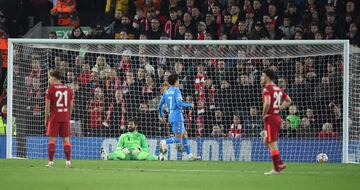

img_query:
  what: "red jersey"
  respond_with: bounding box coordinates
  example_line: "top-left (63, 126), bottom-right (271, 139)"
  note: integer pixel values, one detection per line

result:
top-left (46, 83), bottom-right (74, 122)
top-left (262, 84), bottom-right (289, 115)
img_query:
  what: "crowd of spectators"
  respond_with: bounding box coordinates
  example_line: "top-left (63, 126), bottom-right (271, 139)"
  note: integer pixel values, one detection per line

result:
top-left (9, 44), bottom-right (343, 139)
top-left (0, 0), bottom-right (359, 46)
top-left (1, 0), bottom-right (357, 140)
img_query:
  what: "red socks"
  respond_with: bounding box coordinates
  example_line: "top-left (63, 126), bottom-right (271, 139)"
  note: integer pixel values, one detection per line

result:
top-left (48, 141), bottom-right (55, 161)
top-left (270, 150), bottom-right (282, 172)
top-left (48, 141), bottom-right (72, 161)
top-left (64, 141), bottom-right (71, 161)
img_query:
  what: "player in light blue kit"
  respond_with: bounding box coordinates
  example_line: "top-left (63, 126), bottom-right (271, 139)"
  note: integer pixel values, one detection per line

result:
top-left (158, 73), bottom-right (200, 160)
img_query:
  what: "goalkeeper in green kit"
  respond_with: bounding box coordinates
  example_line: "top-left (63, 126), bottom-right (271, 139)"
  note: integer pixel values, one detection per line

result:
top-left (101, 118), bottom-right (164, 161)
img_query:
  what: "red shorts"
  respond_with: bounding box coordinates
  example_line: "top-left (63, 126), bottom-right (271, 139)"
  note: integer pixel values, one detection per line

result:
top-left (264, 115), bottom-right (282, 143)
top-left (46, 121), bottom-right (71, 137)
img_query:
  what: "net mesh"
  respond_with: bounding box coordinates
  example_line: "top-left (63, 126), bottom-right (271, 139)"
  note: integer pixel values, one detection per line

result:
top-left (349, 47), bottom-right (360, 163)
top-left (8, 41), bottom-right (352, 162)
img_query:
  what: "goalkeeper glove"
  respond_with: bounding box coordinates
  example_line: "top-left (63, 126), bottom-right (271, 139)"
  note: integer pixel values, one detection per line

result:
top-left (131, 148), bottom-right (141, 156)
top-left (122, 147), bottom-right (130, 155)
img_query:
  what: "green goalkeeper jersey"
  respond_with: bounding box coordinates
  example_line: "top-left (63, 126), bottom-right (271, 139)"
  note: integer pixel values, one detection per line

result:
top-left (116, 131), bottom-right (149, 152)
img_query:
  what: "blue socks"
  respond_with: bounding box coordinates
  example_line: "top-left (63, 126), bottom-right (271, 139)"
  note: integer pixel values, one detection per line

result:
top-left (182, 137), bottom-right (191, 155)
top-left (164, 137), bottom-right (180, 144)
top-left (163, 137), bottom-right (191, 155)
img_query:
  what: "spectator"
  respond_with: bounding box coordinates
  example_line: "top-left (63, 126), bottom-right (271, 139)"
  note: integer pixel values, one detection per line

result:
top-left (287, 3), bottom-right (301, 26)
top-left (138, 56), bottom-right (155, 75)
top-left (51, 0), bottom-right (80, 27)
top-left (228, 114), bottom-right (242, 139)
top-left (110, 90), bottom-right (126, 134)
top-left (86, 87), bottom-right (104, 136)
top-left (27, 77), bottom-right (44, 135)
top-left (119, 50), bottom-right (133, 74)
top-left (195, 114), bottom-right (205, 137)
top-left (211, 124), bottom-right (225, 137)
top-left (286, 105), bottom-right (301, 136)
top-left (191, 7), bottom-right (204, 24)
top-left (304, 108), bottom-right (321, 133)
top-left (78, 63), bottom-right (92, 86)
top-left (48, 31), bottom-right (57, 39)
top-left (105, 0), bottom-right (130, 17)
top-left (231, 20), bottom-right (248, 40)
top-left (183, 12), bottom-right (196, 35)
top-left (174, 23), bottom-right (186, 39)
top-left (349, 22), bottom-right (360, 47)
top-left (318, 122), bottom-right (339, 139)
top-left (164, 7), bottom-right (180, 39)
top-left (297, 117), bottom-right (313, 137)
top-left (279, 17), bottom-right (295, 39)
top-left (91, 55), bottom-right (111, 74)
top-left (221, 12), bottom-right (235, 37)
top-left (147, 18), bottom-right (162, 39)
top-left (265, 20), bottom-right (283, 40)
top-left (115, 15), bottom-right (136, 39)
top-left (132, 7), bottom-right (147, 36)
top-left (0, 104), bottom-right (6, 135)
top-left (196, 21), bottom-right (207, 40)
top-left (243, 106), bottom-right (262, 137)
top-left (252, 0), bottom-right (264, 22)
top-left (69, 26), bottom-right (86, 39)
top-left (230, 4), bottom-right (244, 25)
top-left (314, 76), bottom-right (334, 105)
top-left (205, 12), bottom-right (217, 38)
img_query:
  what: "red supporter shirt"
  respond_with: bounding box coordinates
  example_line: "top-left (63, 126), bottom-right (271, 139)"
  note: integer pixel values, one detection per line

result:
top-left (262, 84), bottom-right (289, 115)
top-left (46, 83), bottom-right (74, 122)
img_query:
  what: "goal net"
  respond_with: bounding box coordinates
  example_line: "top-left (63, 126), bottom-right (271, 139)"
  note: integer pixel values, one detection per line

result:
top-left (6, 39), bottom-right (355, 163)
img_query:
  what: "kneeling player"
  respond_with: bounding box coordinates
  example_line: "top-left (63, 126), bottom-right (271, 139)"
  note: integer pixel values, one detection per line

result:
top-left (101, 118), bottom-right (164, 161)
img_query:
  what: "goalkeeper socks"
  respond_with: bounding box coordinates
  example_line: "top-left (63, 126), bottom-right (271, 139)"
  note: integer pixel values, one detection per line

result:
top-left (271, 150), bottom-right (280, 172)
top-left (64, 141), bottom-right (71, 161)
top-left (182, 137), bottom-right (191, 155)
top-left (48, 140), bottom-right (55, 161)
top-left (164, 137), bottom-right (180, 144)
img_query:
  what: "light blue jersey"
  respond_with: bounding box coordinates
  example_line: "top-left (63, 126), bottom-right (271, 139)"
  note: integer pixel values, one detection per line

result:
top-left (159, 86), bottom-right (192, 134)
top-left (158, 86), bottom-right (195, 157)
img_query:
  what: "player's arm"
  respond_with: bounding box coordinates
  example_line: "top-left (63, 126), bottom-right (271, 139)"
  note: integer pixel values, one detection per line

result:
top-left (117, 134), bottom-right (126, 149)
top-left (44, 88), bottom-right (51, 126)
top-left (279, 93), bottom-right (292, 112)
top-left (262, 95), bottom-right (271, 120)
top-left (139, 134), bottom-right (149, 152)
top-left (44, 98), bottom-right (50, 126)
top-left (175, 89), bottom-right (192, 108)
top-left (68, 88), bottom-right (74, 117)
top-left (158, 94), bottom-right (165, 118)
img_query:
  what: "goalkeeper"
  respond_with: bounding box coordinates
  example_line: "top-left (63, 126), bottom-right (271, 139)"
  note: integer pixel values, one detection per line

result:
top-left (101, 118), bottom-right (164, 161)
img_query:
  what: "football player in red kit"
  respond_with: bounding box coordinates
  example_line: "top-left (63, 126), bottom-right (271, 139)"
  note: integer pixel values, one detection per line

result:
top-left (261, 69), bottom-right (292, 175)
top-left (45, 70), bottom-right (74, 168)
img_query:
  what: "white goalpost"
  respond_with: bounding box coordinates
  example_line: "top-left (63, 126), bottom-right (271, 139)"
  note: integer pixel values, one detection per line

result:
top-left (6, 39), bottom-right (357, 163)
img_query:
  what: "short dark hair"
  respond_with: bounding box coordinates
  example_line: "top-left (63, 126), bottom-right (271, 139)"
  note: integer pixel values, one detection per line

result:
top-left (49, 69), bottom-right (62, 80)
top-left (127, 118), bottom-right (139, 125)
top-left (49, 31), bottom-right (57, 36)
top-left (262, 68), bottom-right (277, 81)
top-left (167, 73), bottom-right (179, 85)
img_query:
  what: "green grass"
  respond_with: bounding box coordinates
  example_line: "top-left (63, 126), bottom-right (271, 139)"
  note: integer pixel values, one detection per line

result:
top-left (0, 160), bottom-right (359, 190)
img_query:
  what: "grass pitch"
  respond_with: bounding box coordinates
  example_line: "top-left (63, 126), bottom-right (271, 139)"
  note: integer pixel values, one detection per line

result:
top-left (0, 159), bottom-right (359, 190)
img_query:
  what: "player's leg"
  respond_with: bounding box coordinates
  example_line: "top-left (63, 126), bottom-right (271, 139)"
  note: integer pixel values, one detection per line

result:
top-left (182, 130), bottom-right (200, 160)
top-left (135, 151), bottom-right (159, 161)
top-left (264, 116), bottom-right (284, 175)
top-left (60, 122), bottom-right (72, 168)
top-left (108, 148), bottom-right (127, 160)
top-left (47, 136), bottom-right (56, 167)
top-left (159, 121), bottom-right (181, 154)
top-left (46, 121), bottom-right (58, 167)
